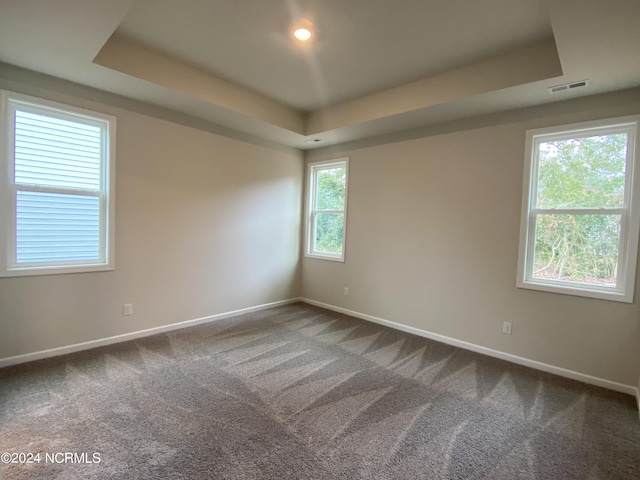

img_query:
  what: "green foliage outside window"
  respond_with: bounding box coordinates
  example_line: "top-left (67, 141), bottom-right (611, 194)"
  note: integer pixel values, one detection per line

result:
top-left (533, 133), bottom-right (627, 285)
top-left (314, 167), bottom-right (346, 254)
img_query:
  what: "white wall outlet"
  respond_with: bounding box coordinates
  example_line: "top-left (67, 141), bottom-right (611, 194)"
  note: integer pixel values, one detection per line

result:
top-left (123, 303), bottom-right (133, 316)
top-left (344, 287), bottom-right (349, 296)
top-left (502, 321), bottom-right (512, 335)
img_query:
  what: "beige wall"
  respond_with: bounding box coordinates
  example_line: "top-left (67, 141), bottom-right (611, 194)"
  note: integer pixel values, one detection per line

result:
top-left (1, 71), bottom-right (639, 391)
top-left (304, 96), bottom-right (640, 387)
top-left (0, 79), bottom-right (303, 359)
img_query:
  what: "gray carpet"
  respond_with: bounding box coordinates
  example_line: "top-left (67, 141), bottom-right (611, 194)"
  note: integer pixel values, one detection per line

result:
top-left (1, 302), bottom-right (639, 479)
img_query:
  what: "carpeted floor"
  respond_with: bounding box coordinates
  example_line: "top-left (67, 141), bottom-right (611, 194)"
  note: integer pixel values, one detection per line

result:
top-left (1, 302), bottom-right (639, 479)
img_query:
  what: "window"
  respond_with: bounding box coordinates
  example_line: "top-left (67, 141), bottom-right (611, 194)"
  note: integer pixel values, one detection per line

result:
top-left (517, 115), bottom-right (640, 302)
top-left (0, 91), bottom-right (115, 277)
top-left (306, 158), bottom-right (349, 261)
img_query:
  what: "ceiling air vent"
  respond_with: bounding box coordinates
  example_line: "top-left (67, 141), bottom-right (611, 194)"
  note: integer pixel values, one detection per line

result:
top-left (548, 80), bottom-right (590, 94)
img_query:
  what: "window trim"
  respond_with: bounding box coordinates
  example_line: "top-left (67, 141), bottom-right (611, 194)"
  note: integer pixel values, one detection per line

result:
top-left (516, 115), bottom-right (640, 303)
top-left (0, 90), bottom-right (116, 277)
top-left (305, 157), bottom-right (349, 262)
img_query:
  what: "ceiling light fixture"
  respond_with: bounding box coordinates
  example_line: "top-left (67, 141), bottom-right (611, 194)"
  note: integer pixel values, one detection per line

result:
top-left (293, 27), bottom-right (312, 41)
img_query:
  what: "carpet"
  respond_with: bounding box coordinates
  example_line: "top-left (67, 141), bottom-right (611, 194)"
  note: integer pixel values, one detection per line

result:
top-left (1, 302), bottom-right (639, 479)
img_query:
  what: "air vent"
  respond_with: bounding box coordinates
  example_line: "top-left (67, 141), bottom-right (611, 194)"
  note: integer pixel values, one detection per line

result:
top-left (548, 80), bottom-right (590, 94)
top-left (568, 80), bottom-right (588, 89)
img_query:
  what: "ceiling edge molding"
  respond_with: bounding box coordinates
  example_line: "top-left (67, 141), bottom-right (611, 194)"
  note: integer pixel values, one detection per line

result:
top-left (305, 86), bottom-right (640, 158)
top-left (0, 61), bottom-right (301, 156)
top-left (93, 33), bottom-right (306, 135)
top-left (306, 39), bottom-right (563, 135)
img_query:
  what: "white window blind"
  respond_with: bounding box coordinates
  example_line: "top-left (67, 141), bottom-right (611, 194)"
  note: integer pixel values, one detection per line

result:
top-left (16, 191), bottom-right (100, 263)
top-left (1, 91), bottom-right (115, 276)
top-left (15, 110), bottom-right (102, 190)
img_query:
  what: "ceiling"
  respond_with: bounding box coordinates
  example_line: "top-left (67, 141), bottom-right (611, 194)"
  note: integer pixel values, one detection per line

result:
top-left (0, 0), bottom-right (639, 150)
top-left (117, 0), bottom-right (553, 111)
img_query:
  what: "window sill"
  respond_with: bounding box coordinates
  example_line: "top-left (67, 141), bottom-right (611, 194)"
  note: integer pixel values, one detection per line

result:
top-left (516, 279), bottom-right (631, 303)
top-left (305, 252), bottom-right (345, 263)
top-left (0, 263), bottom-right (114, 278)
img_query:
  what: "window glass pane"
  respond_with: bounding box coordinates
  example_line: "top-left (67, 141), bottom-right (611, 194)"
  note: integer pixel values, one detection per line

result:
top-left (314, 212), bottom-right (344, 254)
top-left (14, 110), bottom-right (102, 191)
top-left (536, 133), bottom-right (627, 209)
top-left (16, 191), bottom-right (100, 263)
top-left (315, 166), bottom-right (346, 210)
top-left (533, 213), bottom-right (620, 286)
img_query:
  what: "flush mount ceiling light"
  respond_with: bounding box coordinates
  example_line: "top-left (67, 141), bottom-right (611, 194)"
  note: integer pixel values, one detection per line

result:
top-left (293, 27), bottom-right (312, 41)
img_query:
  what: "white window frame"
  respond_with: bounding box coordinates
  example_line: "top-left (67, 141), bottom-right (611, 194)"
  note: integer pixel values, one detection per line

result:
top-left (0, 90), bottom-right (116, 277)
top-left (517, 115), bottom-right (640, 303)
top-left (305, 157), bottom-right (349, 262)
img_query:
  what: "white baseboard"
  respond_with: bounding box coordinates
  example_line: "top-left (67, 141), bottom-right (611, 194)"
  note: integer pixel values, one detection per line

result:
top-left (300, 297), bottom-right (639, 397)
top-left (0, 298), bottom-right (302, 369)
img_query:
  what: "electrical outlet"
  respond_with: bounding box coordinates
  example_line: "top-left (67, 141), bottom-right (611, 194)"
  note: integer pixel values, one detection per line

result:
top-left (123, 303), bottom-right (133, 316)
top-left (502, 321), bottom-right (512, 335)
top-left (344, 287), bottom-right (349, 296)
